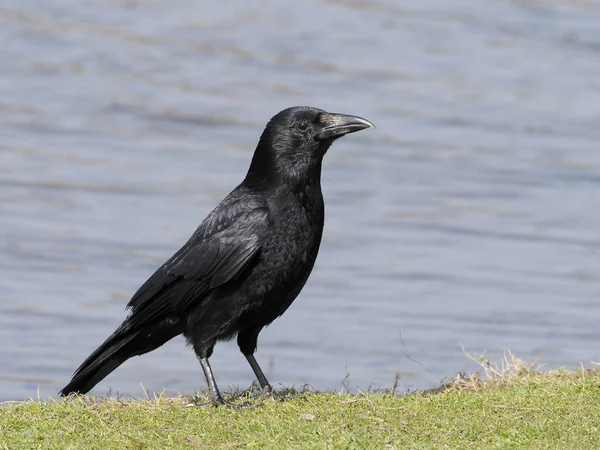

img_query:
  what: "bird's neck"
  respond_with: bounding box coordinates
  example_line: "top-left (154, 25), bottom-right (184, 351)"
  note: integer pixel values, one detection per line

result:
top-left (244, 143), bottom-right (324, 194)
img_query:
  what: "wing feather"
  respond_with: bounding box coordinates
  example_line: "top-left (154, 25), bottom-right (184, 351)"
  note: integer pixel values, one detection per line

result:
top-left (123, 204), bottom-right (269, 329)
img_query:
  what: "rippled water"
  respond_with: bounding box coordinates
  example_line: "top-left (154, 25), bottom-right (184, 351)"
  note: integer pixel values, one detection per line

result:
top-left (1, 0), bottom-right (600, 401)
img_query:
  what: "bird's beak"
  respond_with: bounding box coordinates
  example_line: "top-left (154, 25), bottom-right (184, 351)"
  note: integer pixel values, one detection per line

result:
top-left (317, 112), bottom-right (375, 141)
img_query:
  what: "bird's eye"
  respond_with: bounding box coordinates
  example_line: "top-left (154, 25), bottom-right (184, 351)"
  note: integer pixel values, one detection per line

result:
top-left (296, 122), bottom-right (309, 132)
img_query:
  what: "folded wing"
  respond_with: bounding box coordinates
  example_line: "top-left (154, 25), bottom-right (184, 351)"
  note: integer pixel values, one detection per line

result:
top-left (124, 205), bottom-right (270, 330)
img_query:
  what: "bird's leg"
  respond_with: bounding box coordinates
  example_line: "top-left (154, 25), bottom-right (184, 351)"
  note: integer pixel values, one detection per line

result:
top-left (195, 354), bottom-right (258, 409)
top-left (237, 328), bottom-right (279, 399)
top-left (245, 354), bottom-right (274, 396)
top-left (197, 356), bottom-right (225, 406)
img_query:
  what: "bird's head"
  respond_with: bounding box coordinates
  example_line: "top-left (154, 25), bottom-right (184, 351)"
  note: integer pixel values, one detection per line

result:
top-left (245, 106), bottom-right (374, 188)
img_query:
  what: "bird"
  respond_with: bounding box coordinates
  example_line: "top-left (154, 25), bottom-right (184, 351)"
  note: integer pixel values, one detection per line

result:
top-left (59, 106), bottom-right (374, 408)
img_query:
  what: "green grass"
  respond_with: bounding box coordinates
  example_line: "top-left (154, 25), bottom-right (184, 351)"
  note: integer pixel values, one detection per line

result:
top-left (2, 354), bottom-right (600, 449)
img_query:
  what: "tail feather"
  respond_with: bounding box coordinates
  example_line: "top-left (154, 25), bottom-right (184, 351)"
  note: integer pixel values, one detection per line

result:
top-left (60, 318), bottom-right (182, 396)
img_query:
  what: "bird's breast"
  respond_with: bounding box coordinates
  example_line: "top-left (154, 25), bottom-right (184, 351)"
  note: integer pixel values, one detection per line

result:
top-left (260, 189), bottom-right (324, 286)
top-left (232, 189), bottom-right (324, 324)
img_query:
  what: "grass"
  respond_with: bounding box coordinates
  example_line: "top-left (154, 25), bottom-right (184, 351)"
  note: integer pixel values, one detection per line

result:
top-left (1, 352), bottom-right (600, 449)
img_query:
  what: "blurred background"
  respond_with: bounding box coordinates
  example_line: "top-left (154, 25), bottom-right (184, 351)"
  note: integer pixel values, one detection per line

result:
top-left (1, 0), bottom-right (600, 402)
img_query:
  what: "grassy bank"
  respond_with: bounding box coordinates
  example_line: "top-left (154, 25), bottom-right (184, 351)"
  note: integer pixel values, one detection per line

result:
top-left (2, 355), bottom-right (600, 449)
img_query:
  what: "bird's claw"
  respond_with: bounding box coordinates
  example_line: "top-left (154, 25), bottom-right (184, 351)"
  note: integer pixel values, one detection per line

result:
top-left (260, 386), bottom-right (284, 402)
top-left (216, 399), bottom-right (261, 409)
top-left (185, 397), bottom-right (261, 409)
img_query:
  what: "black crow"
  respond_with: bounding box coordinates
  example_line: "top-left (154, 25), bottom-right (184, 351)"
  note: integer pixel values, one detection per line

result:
top-left (59, 106), bottom-right (374, 407)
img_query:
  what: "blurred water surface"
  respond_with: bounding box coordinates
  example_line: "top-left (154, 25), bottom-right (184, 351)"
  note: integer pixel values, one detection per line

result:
top-left (1, 0), bottom-right (599, 401)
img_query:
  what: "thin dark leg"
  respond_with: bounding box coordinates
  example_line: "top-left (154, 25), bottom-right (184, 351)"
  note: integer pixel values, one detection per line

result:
top-left (197, 356), bottom-right (225, 406)
top-left (245, 354), bottom-right (273, 394)
top-left (238, 327), bottom-right (277, 398)
top-left (195, 354), bottom-right (257, 409)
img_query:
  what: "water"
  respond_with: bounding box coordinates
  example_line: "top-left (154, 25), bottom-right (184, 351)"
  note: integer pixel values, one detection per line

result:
top-left (1, 0), bottom-right (599, 402)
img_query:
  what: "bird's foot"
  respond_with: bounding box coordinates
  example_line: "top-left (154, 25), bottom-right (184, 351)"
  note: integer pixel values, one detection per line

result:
top-left (185, 396), bottom-right (261, 409)
top-left (260, 385), bottom-right (284, 402)
top-left (214, 398), bottom-right (261, 409)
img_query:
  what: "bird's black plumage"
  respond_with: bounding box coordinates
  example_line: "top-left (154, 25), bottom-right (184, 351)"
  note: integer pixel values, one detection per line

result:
top-left (60, 106), bottom-right (374, 407)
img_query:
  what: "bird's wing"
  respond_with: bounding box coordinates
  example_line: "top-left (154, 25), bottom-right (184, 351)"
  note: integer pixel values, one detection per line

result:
top-left (123, 205), bottom-right (270, 329)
